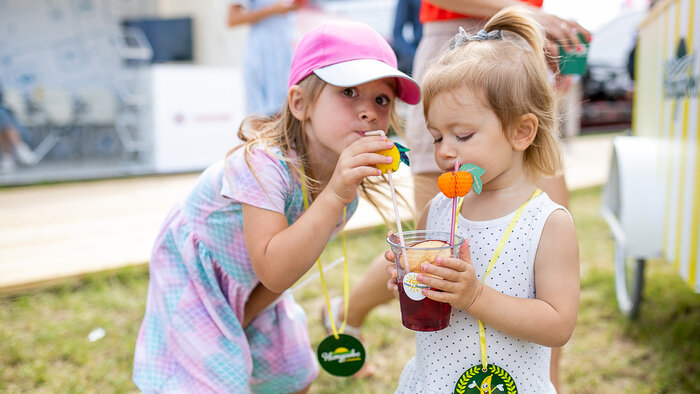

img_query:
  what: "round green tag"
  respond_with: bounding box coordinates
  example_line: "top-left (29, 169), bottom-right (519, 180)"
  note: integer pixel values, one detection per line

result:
top-left (454, 364), bottom-right (517, 394)
top-left (316, 333), bottom-right (366, 377)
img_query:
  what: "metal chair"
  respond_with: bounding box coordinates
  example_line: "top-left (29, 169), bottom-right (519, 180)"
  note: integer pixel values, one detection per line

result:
top-left (3, 88), bottom-right (37, 128)
top-left (30, 88), bottom-right (76, 161)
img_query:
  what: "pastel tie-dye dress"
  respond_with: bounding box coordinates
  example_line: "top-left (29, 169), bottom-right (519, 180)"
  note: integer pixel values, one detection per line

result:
top-left (133, 145), bottom-right (357, 393)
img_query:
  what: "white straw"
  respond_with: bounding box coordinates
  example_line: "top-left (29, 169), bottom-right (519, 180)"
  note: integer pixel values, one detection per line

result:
top-left (265, 257), bottom-right (344, 311)
top-left (387, 169), bottom-right (409, 271)
top-left (290, 257), bottom-right (344, 294)
top-left (367, 130), bottom-right (409, 271)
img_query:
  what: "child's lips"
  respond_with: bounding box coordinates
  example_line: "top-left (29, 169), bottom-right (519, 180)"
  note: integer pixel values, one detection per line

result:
top-left (443, 163), bottom-right (457, 172)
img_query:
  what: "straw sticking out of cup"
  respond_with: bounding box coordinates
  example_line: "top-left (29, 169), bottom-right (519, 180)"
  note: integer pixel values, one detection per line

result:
top-left (450, 160), bottom-right (460, 245)
top-left (366, 130), bottom-right (409, 271)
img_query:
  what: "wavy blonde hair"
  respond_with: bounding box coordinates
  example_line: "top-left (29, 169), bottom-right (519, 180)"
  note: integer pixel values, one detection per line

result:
top-left (228, 74), bottom-right (412, 224)
top-left (421, 6), bottom-right (562, 178)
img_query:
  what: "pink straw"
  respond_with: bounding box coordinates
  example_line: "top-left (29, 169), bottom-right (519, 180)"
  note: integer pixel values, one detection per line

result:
top-left (449, 160), bottom-right (460, 245)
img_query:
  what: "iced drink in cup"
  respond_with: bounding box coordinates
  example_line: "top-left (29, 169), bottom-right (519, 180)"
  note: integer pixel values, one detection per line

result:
top-left (387, 230), bottom-right (464, 331)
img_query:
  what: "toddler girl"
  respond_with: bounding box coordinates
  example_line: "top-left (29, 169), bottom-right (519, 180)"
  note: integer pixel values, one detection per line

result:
top-left (387, 7), bottom-right (579, 393)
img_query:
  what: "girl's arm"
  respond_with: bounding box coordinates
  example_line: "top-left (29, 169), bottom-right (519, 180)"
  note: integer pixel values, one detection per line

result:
top-left (241, 194), bottom-right (345, 293)
top-left (227, 1), bottom-right (299, 27)
top-left (243, 136), bottom-right (395, 293)
top-left (426, 0), bottom-right (590, 47)
top-left (421, 209), bottom-right (579, 347)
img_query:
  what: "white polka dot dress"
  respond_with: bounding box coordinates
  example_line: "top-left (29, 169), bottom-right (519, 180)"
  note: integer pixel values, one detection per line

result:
top-left (395, 192), bottom-right (569, 394)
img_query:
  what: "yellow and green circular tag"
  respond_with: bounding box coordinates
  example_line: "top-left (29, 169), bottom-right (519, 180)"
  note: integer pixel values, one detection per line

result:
top-left (454, 364), bottom-right (517, 394)
top-left (316, 334), bottom-right (366, 377)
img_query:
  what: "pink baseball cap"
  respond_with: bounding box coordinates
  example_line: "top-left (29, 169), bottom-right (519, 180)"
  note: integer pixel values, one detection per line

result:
top-left (288, 21), bottom-right (421, 105)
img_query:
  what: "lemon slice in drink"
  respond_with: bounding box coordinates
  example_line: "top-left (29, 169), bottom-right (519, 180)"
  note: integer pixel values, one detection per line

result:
top-left (405, 240), bottom-right (451, 273)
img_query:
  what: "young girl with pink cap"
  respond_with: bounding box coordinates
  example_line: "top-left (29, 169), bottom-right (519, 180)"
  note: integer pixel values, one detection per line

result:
top-left (132, 21), bottom-right (419, 393)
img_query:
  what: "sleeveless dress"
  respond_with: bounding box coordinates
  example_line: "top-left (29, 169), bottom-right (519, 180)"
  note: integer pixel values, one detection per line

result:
top-left (396, 192), bottom-right (569, 394)
top-left (133, 145), bottom-right (357, 393)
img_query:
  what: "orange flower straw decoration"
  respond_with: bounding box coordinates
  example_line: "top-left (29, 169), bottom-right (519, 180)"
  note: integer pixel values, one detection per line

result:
top-left (366, 130), bottom-right (411, 271)
top-left (438, 163), bottom-right (485, 244)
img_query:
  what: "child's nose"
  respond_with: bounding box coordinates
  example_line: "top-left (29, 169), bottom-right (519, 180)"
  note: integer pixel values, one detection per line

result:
top-left (436, 141), bottom-right (457, 161)
top-left (358, 105), bottom-right (378, 123)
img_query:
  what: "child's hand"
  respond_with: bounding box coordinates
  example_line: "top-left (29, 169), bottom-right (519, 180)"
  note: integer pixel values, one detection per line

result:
top-left (271, 0), bottom-right (301, 13)
top-left (416, 239), bottom-right (484, 311)
top-left (325, 136), bottom-right (395, 206)
top-left (384, 248), bottom-right (399, 297)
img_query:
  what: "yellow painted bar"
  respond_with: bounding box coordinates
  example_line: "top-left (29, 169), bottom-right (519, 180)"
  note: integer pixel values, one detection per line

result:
top-left (661, 3), bottom-right (675, 261)
top-left (674, 0), bottom-right (692, 276)
top-left (688, 0), bottom-right (699, 290)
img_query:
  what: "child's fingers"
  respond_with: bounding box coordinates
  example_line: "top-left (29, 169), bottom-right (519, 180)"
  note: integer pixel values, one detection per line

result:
top-left (415, 271), bottom-right (461, 295)
top-left (421, 287), bottom-right (451, 303)
top-left (348, 135), bottom-right (394, 154)
top-left (349, 152), bottom-right (394, 169)
top-left (421, 257), bottom-right (469, 282)
top-left (458, 239), bottom-right (471, 263)
top-left (385, 259), bottom-right (396, 275)
top-left (341, 165), bottom-right (385, 182)
top-left (387, 277), bottom-right (399, 296)
top-left (415, 273), bottom-right (444, 290)
top-left (333, 140), bottom-right (395, 182)
top-left (384, 248), bottom-right (395, 263)
top-left (385, 264), bottom-right (399, 295)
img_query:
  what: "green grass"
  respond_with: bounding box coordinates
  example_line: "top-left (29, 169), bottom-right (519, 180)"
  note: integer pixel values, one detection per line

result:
top-left (1, 187), bottom-right (699, 393)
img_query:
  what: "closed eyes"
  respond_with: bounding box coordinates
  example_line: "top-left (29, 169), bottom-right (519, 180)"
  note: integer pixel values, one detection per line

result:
top-left (433, 134), bottom-right (473, 144)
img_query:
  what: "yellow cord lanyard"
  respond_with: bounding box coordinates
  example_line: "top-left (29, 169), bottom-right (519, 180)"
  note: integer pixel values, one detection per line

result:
top-left (455, 189), bottom-right (542, 371)
top-left (300, 178), bottom-right (350, 340)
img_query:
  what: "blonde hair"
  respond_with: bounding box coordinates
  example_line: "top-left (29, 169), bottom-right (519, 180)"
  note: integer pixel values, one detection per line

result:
top-left (421, 6), bottom-right (562, 178)
top-left (228, 74), bottom-right (411, 223)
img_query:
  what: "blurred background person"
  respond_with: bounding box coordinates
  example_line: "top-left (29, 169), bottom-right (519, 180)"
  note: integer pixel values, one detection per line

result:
top-left (391, 0), bottom-right (423, 75)
top-left (0, 84), bottom-right (36, 173)
top-left (227, 0), bottom-right (303, 116)
top-left (556, 74), bottom-right (584, 144)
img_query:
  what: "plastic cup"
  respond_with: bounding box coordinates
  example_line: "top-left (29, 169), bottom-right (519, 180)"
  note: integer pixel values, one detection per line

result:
top-left (387, 230), bottom-right (464, 331)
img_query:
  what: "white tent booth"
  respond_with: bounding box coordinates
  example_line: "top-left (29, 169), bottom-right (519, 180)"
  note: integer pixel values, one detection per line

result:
top-left (0, 0), bottom-right (398, 186)
top-left (0, 0), bottom-right (247, 185)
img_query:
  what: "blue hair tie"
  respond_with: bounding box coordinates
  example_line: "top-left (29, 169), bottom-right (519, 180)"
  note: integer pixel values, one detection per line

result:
top-left (450, 27), bottom-right (504, 49)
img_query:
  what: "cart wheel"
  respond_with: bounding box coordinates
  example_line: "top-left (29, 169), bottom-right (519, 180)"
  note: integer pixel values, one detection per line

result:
top-left (614, 239), bottom-right (645, 318)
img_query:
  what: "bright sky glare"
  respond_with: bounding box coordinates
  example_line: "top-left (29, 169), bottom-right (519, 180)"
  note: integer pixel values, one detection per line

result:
top-left (543, 0), bottom-right (649, 32)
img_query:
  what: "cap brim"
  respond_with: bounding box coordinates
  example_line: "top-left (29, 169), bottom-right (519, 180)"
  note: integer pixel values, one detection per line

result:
top-left (313, 59), bottom-right (421, 105)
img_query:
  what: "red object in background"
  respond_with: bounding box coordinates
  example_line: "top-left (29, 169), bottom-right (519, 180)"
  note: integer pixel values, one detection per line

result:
top-left (420, 0), bottom-right (543, 23)
top-left (581, 99), bottom-right (632, 130)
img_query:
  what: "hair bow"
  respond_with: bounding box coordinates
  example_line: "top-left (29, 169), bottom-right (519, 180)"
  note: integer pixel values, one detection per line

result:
top-left (450, 27), bottom-right (504, 49)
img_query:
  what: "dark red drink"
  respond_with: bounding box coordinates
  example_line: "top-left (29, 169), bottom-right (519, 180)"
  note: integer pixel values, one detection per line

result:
top-left (397, 278), bottom-right (452, 331)
top-left (387, 231), bottom-right (464, 332)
